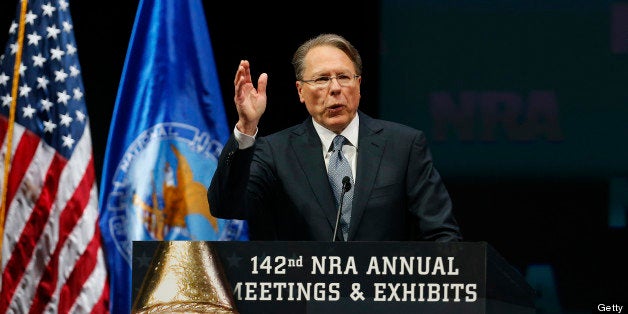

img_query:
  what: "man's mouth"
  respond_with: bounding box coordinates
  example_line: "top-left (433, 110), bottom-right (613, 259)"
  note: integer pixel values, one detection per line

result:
top-left (327, 104), bottom-right (344, 113)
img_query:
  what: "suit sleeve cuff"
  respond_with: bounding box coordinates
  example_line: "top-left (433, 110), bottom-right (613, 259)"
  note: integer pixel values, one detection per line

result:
top-left (234, 125), bottom-right (257, 149)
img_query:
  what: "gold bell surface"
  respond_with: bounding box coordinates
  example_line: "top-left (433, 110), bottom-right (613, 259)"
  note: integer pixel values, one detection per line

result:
top-left (132, 241), bottom-right (238, 313)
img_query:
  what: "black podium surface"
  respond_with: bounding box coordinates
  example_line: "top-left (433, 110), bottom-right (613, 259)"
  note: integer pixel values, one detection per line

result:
top-left (132, 241), bottom-right (536, 313)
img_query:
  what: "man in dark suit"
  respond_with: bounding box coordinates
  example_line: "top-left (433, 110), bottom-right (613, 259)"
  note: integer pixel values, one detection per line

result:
top-left (208, 33), bottom-right (461, 242)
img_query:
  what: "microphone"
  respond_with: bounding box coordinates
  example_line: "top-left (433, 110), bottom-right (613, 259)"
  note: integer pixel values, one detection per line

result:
top-left (332, 176), bottom-right (352, 242)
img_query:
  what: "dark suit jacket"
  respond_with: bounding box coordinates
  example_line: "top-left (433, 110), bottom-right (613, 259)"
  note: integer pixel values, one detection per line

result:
top-left (208, 111), bottom-right (461, 241)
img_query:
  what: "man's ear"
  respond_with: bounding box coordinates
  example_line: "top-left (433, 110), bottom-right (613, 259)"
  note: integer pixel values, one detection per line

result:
top-left (296, 81), bottom-right (305, 103)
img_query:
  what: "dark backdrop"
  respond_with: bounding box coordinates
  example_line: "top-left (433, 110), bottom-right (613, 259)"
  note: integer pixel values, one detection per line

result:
top-left (1, 1), bottom-right (626, 312)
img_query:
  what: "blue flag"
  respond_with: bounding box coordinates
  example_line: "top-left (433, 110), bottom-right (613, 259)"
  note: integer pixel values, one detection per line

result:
top-left (97, 0), bottom-right (248, 312)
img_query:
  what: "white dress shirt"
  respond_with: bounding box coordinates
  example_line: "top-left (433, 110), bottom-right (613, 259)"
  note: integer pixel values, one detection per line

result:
top-left (312, 116), bottom-right (358, 180)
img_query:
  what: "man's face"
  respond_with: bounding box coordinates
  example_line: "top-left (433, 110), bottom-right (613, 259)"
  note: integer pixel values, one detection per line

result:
top-left (296, 45), bottom-right (361, 134)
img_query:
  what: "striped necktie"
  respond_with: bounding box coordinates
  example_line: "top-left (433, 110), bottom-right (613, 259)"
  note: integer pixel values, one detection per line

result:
top-left (328, 135), bottom-right (354, 240)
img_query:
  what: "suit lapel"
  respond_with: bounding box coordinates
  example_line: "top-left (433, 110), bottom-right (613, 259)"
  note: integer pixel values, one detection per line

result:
top-left (290, 119), bottom-right (338, 229)
top-left (348, 113), bottom-right (385, 240)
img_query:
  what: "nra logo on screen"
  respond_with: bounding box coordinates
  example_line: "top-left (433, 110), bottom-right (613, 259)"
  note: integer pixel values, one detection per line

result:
top-left (612, 3), bottom-right (628, 53)
top-left (428, 91), bottom-right (563, 142)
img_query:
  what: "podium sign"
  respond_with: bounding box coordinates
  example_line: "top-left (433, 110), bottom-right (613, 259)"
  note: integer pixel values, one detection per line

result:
top-left (132, 241), bottom-right (535, 313)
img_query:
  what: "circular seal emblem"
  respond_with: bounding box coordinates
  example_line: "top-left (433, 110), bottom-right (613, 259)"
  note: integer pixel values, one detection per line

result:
top-left (103, 122), bottom-right (247, 264)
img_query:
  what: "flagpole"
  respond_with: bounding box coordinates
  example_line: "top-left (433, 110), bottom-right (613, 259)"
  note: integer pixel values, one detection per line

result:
top-left (0, 0), bottom-right (29, 268)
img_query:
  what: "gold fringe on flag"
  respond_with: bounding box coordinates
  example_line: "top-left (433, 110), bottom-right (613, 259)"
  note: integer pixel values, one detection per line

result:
top-left (0, 0), bottom-right (29, 269)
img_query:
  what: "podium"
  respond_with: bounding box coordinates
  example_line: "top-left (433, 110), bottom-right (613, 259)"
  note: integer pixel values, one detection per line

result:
top-left (132, 241), bottom-right (536, 313)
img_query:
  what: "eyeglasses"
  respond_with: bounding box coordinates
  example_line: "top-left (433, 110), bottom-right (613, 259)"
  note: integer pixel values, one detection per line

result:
top-left (300, 74), bottom-right (360, 88)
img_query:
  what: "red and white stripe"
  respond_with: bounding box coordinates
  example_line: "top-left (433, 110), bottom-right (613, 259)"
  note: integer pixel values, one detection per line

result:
top-left (0, 117), bottom-right (109, 313)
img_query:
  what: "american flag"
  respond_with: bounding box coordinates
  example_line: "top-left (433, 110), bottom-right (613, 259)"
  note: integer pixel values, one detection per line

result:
top-left (0, 0), bottom-right (109, 313)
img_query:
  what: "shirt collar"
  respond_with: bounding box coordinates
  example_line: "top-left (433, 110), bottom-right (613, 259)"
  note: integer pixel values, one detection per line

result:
top-left (313, 114), bottom-right (360, 153)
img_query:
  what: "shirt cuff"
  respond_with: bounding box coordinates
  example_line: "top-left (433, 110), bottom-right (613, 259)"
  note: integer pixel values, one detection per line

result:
top-left (234, 125), bottom-right (257, 149)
